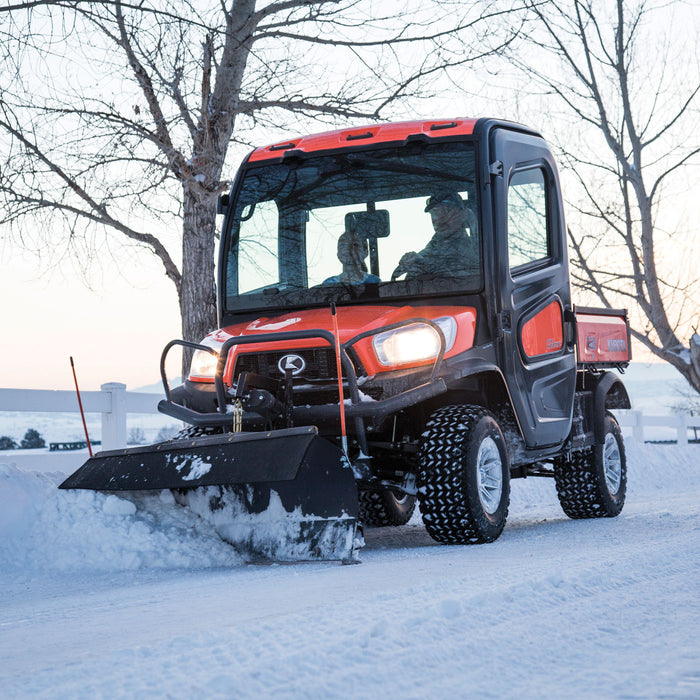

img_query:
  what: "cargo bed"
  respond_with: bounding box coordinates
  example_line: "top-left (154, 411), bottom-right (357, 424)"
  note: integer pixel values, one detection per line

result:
top-left (575, 307), bottom-right (631, 368)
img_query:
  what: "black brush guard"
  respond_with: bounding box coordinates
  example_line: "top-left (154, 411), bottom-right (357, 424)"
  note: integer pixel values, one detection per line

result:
top-left (157, 320), bottom-right (449, 449)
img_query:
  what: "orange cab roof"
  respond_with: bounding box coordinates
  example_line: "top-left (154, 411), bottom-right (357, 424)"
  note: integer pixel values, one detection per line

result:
top-left (248, 118), bottom-right (477, 162)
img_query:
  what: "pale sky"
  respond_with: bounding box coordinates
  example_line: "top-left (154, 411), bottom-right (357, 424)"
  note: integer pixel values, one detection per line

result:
top-left (1, 246), bottom-right (182, 391)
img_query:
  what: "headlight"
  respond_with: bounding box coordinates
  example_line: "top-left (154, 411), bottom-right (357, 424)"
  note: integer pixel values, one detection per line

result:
top-left (372, 317), bottom-right (456, 366)
top-left (433, 317), bottom-right (457, 350)
top-left (189, 348), bottom-right (219, 379)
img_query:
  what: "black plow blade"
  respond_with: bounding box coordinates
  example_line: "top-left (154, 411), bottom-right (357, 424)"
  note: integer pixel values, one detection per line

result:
top-left (59, 427), bottom-right (361, 563)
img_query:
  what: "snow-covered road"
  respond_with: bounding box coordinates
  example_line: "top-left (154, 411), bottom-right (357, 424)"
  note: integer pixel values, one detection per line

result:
top-left (1, 442), bottom-right (698, 699)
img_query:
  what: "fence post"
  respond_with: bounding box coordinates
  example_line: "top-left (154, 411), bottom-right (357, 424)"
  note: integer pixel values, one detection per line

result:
top-left (676, 413), bottom-right (688, 446)
top-left (100, 382), bottom-right (127, 450)
top-left (631, 410), bottom-right (644, 443)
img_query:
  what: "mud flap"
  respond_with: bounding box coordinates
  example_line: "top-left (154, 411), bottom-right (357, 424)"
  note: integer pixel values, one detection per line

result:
top-left (59, 427), bottom-right (361, 563)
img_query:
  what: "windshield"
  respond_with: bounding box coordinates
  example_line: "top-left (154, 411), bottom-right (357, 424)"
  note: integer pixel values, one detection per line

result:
top-left (223, 140), bottom-right (480, 313)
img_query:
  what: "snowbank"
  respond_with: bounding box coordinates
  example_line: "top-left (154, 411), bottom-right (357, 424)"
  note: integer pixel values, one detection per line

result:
top-left (1, 440), bottom-right (697, 575)
top-left (0, 464), bottom-right (240, 572)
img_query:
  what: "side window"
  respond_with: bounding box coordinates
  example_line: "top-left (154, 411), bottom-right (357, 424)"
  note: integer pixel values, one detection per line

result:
top-left (507, 168), bottom-right (549, 270)
top-left (236, 200), bottom-right (280, 293)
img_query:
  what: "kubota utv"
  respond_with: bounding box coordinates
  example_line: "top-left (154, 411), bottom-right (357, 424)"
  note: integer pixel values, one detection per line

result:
top-left (61, 118), bottom-right (632, 562)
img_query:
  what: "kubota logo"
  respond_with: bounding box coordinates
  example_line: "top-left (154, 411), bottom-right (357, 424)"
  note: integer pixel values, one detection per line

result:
top-left (278, 354), bottom-right (306, 375)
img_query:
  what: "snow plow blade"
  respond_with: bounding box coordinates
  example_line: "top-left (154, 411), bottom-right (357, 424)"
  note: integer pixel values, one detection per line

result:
top-left (59, 426), bottom-right (360, 563)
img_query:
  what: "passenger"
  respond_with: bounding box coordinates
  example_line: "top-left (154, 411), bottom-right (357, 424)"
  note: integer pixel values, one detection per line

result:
top-left (323, 230), bottom-right (381, 285)
top-left (391, 192), bottom-right (478, 280)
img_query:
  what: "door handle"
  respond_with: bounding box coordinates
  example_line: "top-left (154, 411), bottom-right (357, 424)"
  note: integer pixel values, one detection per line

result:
top-left (496, 310), bottom-right (511, 339)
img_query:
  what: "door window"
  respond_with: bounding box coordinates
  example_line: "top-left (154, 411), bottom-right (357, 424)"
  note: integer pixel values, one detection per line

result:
top-left (507, 168), bottom-right (549, 270)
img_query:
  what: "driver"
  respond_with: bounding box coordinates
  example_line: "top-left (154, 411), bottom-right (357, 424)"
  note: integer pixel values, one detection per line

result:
top-left (392, 191), bottom-right (477, 280)
top-left (323, 230), bottom-right (381, 285)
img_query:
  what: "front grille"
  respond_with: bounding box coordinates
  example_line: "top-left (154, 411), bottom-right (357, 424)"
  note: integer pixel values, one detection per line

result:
top-left (233, 347), bottom-right (383, 406)
top-left (234, 347), bottom-right (342, 381)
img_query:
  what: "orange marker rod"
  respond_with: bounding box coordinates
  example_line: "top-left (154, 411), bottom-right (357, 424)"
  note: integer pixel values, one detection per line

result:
top-left (70, 356), bottom-right (93, 457)
top-left (330, 303), bottom-right (348, 456)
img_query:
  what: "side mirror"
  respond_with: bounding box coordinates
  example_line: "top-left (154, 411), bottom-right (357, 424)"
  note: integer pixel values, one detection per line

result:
top-left (217, 194), bottom-right (230, 215)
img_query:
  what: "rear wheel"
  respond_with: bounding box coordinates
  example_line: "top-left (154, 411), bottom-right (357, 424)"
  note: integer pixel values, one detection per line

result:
top-left (417, 405), bottom-right (510, 544)
top-left (359, 489), bottom-right (416, 526)
top-left (554, 412), bottom-right (626, 518)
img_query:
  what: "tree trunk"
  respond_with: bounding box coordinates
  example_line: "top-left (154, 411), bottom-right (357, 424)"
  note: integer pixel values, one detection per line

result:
top-left (179, 184), bottom-right (219, 379)
top-left (692, 335), bottom-right (700, 394)
top-left (659, 338), bottom-right (700, 395)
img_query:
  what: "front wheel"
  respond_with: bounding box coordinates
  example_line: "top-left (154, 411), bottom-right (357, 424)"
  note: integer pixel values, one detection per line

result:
top-left (554, 412), bottom-right (627, 518)
top-left (358, 489), bottom-right (416, 526)
top-left (417, 405), bottom-right (510, 544)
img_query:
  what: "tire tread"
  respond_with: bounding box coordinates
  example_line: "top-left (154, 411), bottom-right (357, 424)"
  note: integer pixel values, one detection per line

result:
top-left (417, 405), bottom-right (509, 544)
top-left (358, 490), bottom-right (416, 527)
top-left (554, 414), bottom-right (626, 519)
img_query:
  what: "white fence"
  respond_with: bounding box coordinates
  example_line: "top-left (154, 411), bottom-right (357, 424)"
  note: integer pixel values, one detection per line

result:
top-left (0, 383), bottom-right (162, 451)
top-left (615, 410), bottom-right (700, 446)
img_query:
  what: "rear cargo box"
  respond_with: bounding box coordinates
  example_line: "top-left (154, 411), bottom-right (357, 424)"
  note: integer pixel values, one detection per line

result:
top-left (575, 307), bottom-right (631, 367)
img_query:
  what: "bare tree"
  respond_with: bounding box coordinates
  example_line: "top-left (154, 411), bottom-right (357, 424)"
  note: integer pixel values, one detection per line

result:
top-left (505, 0), bottom-right (700, 392)
top-left (0, 0), bottom-right (517, 376)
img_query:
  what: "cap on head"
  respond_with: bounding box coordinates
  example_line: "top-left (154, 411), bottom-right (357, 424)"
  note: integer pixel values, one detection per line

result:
top-left (425, 191), bottom-right (465, 212)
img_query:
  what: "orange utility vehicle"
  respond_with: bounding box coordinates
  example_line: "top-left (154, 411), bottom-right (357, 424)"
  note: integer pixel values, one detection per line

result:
top-left (61, 118), bottom-right (632, 562)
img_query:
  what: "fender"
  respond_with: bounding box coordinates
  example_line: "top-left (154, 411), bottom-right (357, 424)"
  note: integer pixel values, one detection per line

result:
top-left (593, 371), bottom-right (631, 444)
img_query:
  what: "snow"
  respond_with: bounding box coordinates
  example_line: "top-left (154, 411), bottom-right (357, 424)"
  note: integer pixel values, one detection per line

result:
top-left (618, 361), bottom-right (689, 414)
top-left (0, 464), bottom-right (241, 573)
top-left (1, 440), bottom-right (699, 698)
top-left (176, 486), bottom-right (359, 563)
top-left (174, 455), bottom-right (213, 481)
top-left (246, 317), bottom-right (302, 331)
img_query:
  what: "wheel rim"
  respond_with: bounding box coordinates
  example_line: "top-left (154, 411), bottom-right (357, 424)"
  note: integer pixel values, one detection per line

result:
top-left (476, 436), bottom-right (503, 514)
top-left (603, 432), bottom-right (622, 494)
top-left (389, 489), bottom-right (408, 506)
top-left (390, 491), bottom-right (410, 506)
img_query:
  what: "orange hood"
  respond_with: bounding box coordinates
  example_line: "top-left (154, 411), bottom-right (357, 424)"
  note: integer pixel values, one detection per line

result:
top-left (198, 304), bottom-right (476, 380)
